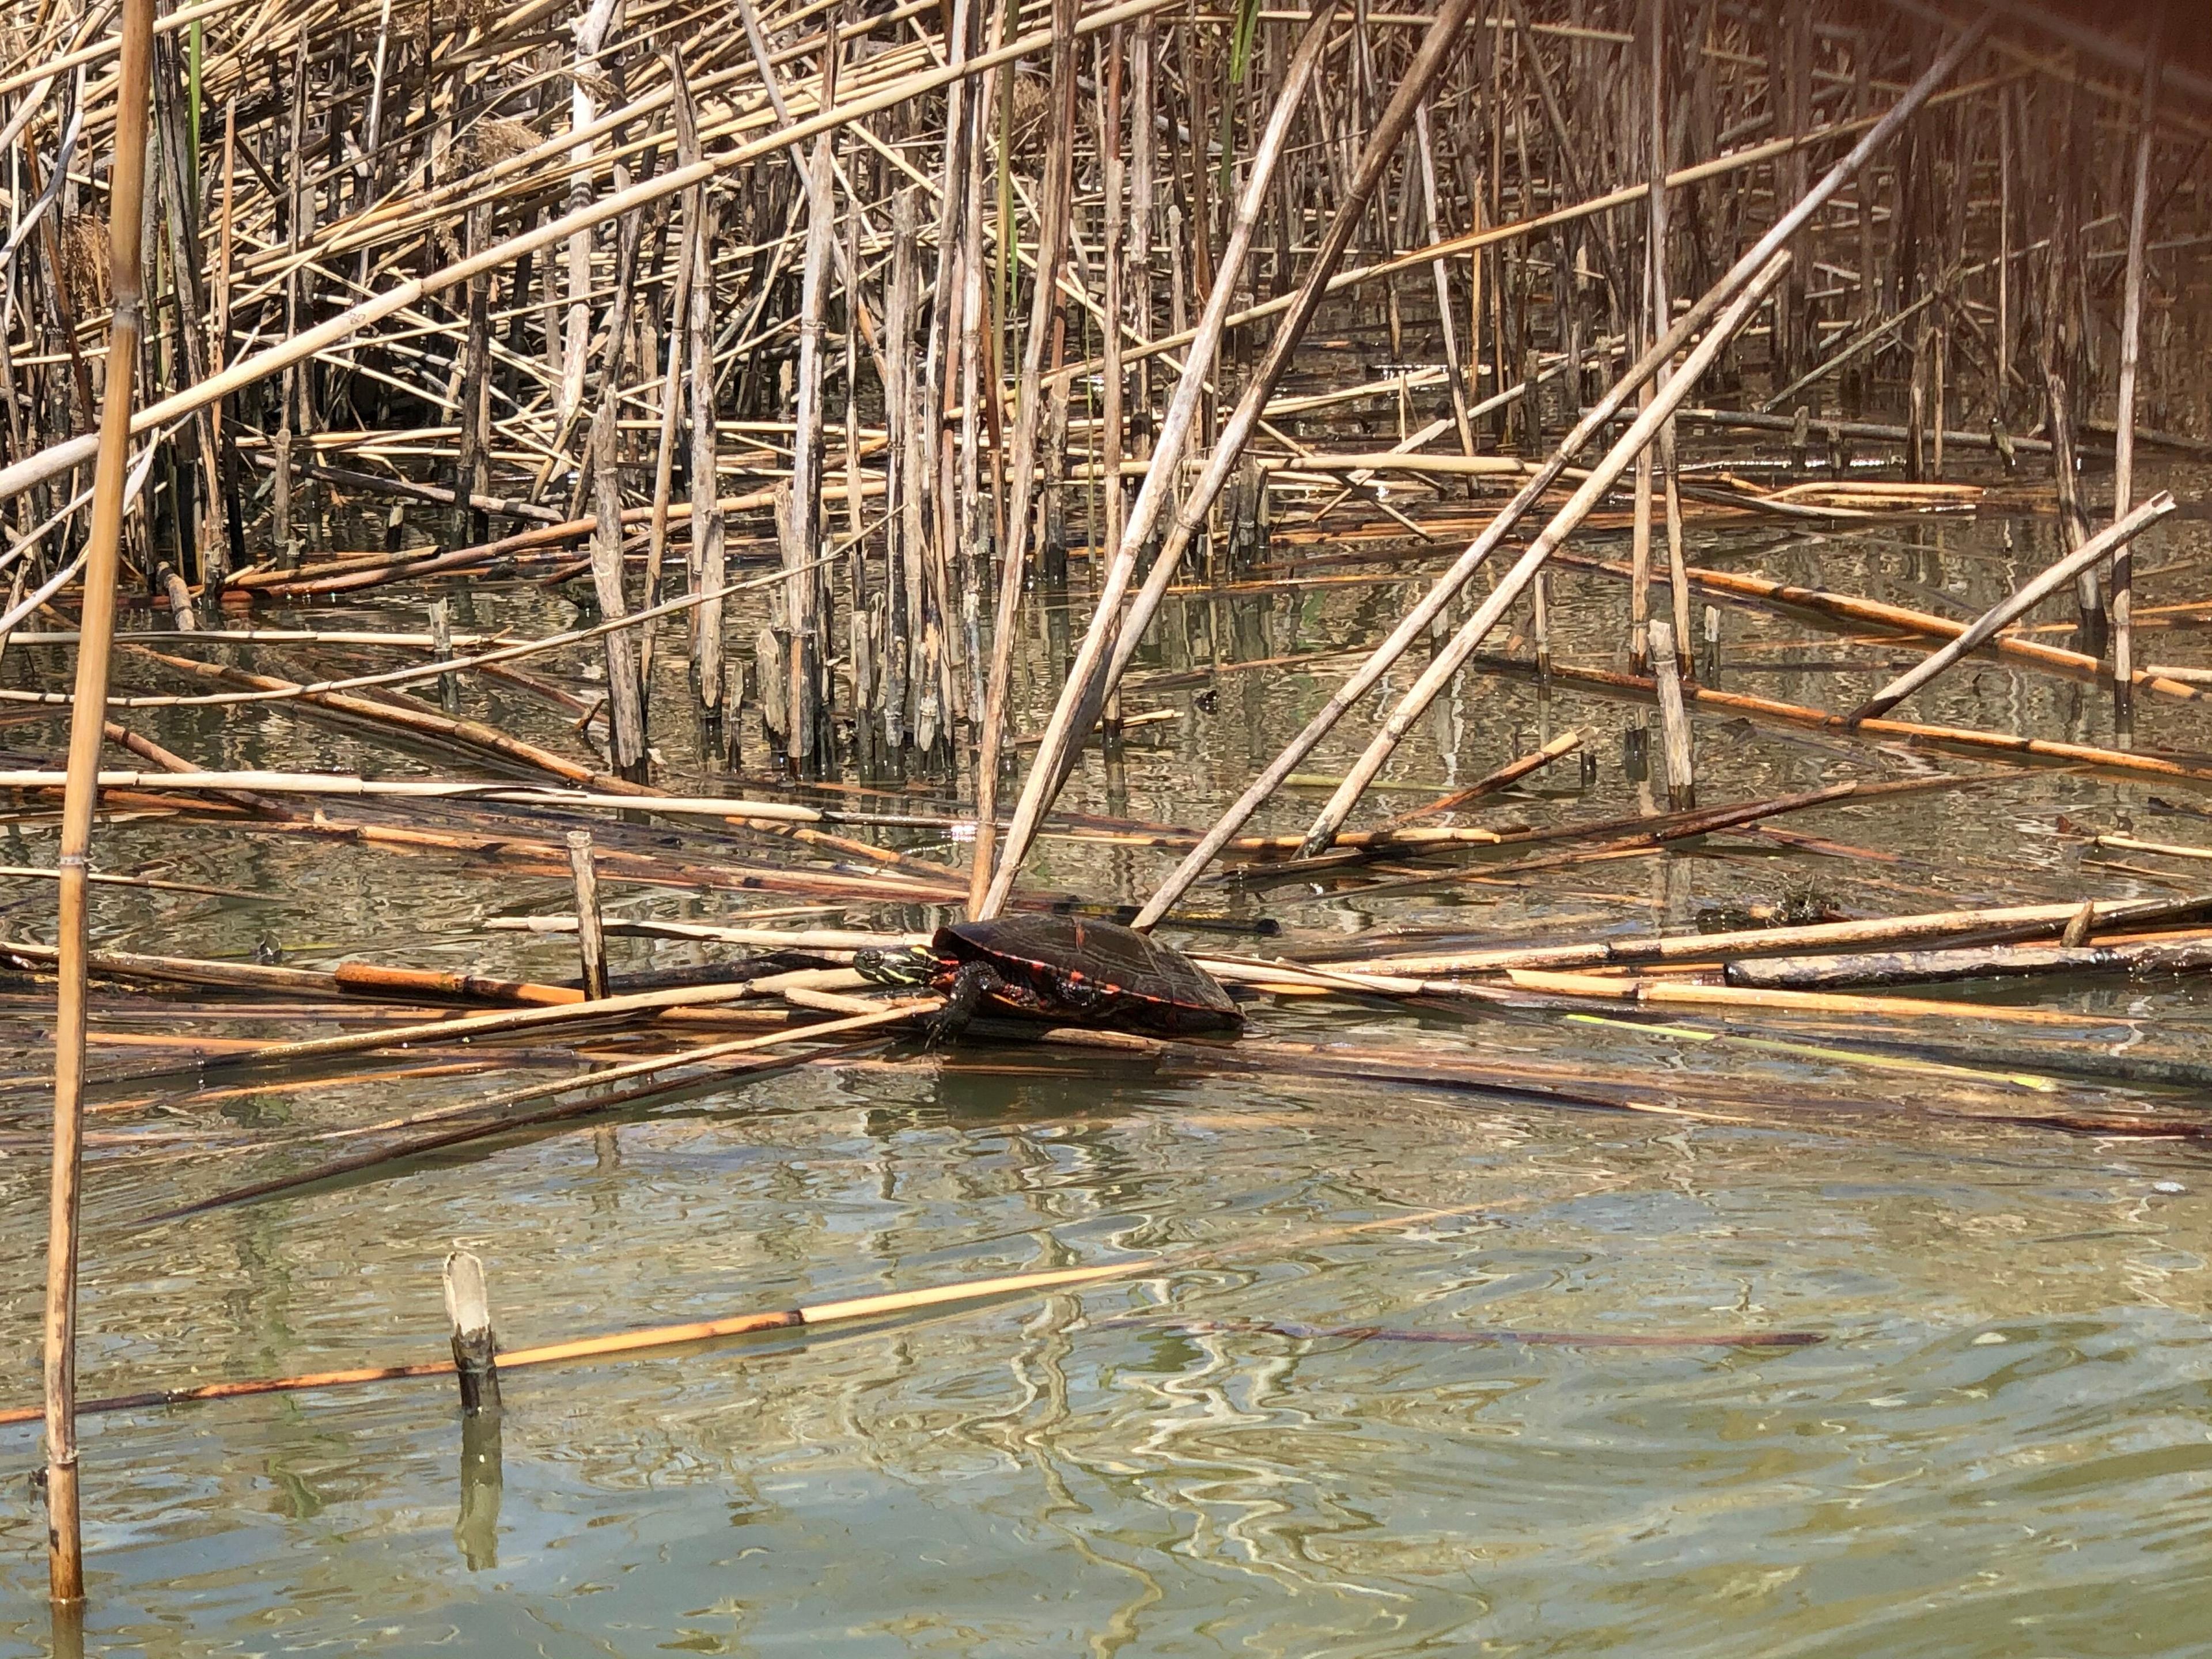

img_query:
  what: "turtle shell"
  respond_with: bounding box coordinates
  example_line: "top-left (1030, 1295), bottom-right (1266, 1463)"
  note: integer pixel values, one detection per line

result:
top-left (933, 915), bottom-right (1242, 1036)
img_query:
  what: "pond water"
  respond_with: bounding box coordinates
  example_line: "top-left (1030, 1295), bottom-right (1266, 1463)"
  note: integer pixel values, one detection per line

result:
top-left (2, 430), bottom-right (2211, 1656)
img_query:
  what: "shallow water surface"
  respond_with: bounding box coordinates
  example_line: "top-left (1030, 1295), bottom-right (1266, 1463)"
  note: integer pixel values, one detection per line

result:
top-left (7, 1082), bottom-right (2212, 1657)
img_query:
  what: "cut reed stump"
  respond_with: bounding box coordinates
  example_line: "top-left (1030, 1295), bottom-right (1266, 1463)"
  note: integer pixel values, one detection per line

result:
top-left (566, 831), bottom-right (611, 1002)
top-left (442, 1251), bottom-right (502, 1417)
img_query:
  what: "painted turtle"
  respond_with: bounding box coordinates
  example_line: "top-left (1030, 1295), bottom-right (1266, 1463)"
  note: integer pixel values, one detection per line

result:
top-left (855, 915), bottom-right (1242, 1040)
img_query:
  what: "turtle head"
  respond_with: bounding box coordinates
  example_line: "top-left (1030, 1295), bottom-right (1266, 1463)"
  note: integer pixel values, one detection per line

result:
top-left (854, 944), bottom-right (936, 988)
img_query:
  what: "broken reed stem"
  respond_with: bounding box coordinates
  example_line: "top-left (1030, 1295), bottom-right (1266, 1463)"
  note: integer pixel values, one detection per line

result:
top-left (1646, 620), bottom-right (1694, 810)
top-left (1543, 551), bottom-right (2200, 703)
top-left (1726, 933), bottom-right (2212, 991)
top-left (1384, 729), bottom-right (1585, 827)
top-left (0, 1255), bottom-right (1152, 1432)
top-left (2109, 1), bottom-right (2168, 744)
top-left (566, 831), bottom-right (609, 1001)
top-left (587, 402), bottom-right (649, 779)
top-left (1503, 969), bottom-right (2139, 1029)
top-left (2, 567), bottom-right (813, 715)
top-left (442, 1251), bottom-right (501, 1418)
top-left (1471, 652), bottom-right (2212, 787)
top-left (134, 1005), bottom-right (930, 1226)
top-left (1845, 493), bottom-right (2176, 725)
top-left (1343, 895), bottom-right (2212, 977)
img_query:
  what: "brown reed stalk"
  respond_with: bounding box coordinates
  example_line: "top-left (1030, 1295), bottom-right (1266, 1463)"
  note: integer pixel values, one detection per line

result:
top-left (43, 0), bottom-right (156, 1604)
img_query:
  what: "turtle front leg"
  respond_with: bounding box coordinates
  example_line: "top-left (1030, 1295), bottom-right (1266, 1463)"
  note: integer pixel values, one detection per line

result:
top-left (926, 961), bottom-right (1007, 1047)
top-left (1054, 976), bottom-right (1109, 1020)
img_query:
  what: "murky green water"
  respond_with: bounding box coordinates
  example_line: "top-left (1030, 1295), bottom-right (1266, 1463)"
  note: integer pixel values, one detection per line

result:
top-left (3, 435), bottom-right (2211, 1654)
